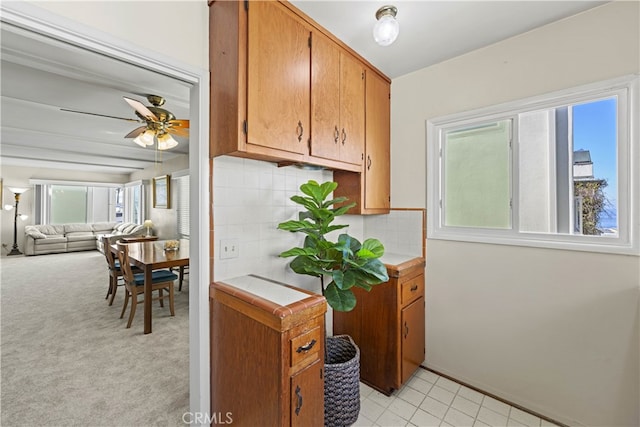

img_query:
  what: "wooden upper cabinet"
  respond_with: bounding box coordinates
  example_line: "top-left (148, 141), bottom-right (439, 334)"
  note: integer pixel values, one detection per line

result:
top-left (247, 1), bottom-right (309, 155)
top-left (209, 0), bottom-right (386, 175)
top-left (311, 32), bottom-right (364, 166)
top-left (334, 67), bottom-right (390, 214)
top-left (363, 69), bottom-right (391, 211)
top-left (339, 52), bottom-right (366, 165)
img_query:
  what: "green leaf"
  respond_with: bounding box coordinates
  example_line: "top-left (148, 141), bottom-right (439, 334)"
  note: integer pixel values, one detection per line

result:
top-left (324, 224), bottom-right (350, 234)
top-left (289, 256), bottom-right (326, 277)
top-left (322, 197), bottom-right (349, 208)
top-left (338, 233), bottom-right (362, 253)
top-left (279, 247), bottom-right (317, 258)
top-left (359, 258), bottom-right (389, 282)
top-left (357, 239), bottom-right (385, 259)
top-left (277, 220), bottom-right (315, 232)
top-left (300, 180), bottom-right (338, 206)
top-left (332, 203), bottom-right (356, 216)
top-left (319, 181), bottom-right (338, 200)
top-left (333, 269), bottom-right (356, 290)
top-left (325, 283), bottom-right (356, 312)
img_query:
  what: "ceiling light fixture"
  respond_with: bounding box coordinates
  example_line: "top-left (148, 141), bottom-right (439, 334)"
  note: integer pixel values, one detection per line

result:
top-left (133, 128), bottom-right (156, 148)
top-left (132, 127), bottom-right (178, 151)
top-left (156, 132), bottom-right (179, 151)
top-left (373, 5), bottom-right (399, 47)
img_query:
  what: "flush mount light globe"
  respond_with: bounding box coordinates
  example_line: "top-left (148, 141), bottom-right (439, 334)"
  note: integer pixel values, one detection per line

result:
top-left (373, 5), bottom-right (399, 47)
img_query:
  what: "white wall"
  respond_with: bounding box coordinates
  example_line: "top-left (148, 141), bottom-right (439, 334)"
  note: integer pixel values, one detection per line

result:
top-left (392, 2), bottom-right (639, 426)
top-left (33, 0), bottom-right (208, 71)
top-left (130, 154), bottom-right (189, 240)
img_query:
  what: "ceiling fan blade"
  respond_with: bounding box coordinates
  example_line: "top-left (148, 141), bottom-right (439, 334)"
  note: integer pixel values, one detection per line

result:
top-left (60, 108), bottom-right (141, 122)
top-left (124, 126), bottom-right (147, 139)
top-left (169, 119), bottom-right (190, 129)
top-left (123, 96), bottom-right (158, 121)
top-left (168, 127), bottom-right (189, 138)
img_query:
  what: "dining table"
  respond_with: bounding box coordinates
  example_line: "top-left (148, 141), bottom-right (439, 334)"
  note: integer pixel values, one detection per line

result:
top-left (112, 239), bottom-right (189, 334)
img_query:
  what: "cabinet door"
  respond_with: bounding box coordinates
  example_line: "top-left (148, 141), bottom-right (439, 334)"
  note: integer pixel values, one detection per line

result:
top-left (364, 70), bottom-right (391, 211)
top-left (290, 359), bottom-right (324, 427)
top-left (310, 31), bottom-right (340, 161)
top-left (339, 52), bottom-right (365, 165)
top-left (247, 1), bottom-right (309, 154)
top-left (401, 296), bottom-right (425, 384)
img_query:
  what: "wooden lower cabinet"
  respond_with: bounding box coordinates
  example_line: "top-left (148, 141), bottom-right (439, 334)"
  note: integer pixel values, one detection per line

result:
top-left (210, 275), bottom-right (326, 426)
top-left (333, 258), bottom-right (425, 395)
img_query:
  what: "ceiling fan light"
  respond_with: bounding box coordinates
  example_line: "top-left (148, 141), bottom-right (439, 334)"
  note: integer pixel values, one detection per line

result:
top-left (141, 129), bottom-right (156, 146)
top-left (373, 5), bottom-right (399, 47)
top-left (133, 135), bottom-right (147, 148)
top-left (157, 132), bottom-right (178, 150)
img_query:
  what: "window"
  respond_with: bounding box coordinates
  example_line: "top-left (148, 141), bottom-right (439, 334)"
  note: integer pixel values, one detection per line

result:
top-left (175, 174), bottom-right (190, 239)
top-left (123, 181), bottom-right (145, 224)
top-left (33, 181), bottom-right (123, 224)
top-left (50, 185), bottom-right (88, 224)
top-left (427, 75), bottom-right (639, 254)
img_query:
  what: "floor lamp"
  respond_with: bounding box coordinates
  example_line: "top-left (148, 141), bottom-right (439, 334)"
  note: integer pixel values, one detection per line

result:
top-left (5, 187), bottom-right (29, 256)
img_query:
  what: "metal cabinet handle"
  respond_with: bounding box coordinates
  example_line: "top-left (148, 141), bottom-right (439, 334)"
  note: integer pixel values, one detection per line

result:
top-left (296, 339), bottom-right (317, 353)
top-left (295, 385), bottom-right (303, 415)
top-left (410, 284), bottom-right (418, 292)
top-left (297, 121), bottom-right (303, 142)
top-left (404, 321), bottom-right (409, 339)
top-left (367, 155), bottom-right (372, 170)
top-left (334, 126), bottom-right (339, 144)
top-left (341, 128), bottom-right (347, 145)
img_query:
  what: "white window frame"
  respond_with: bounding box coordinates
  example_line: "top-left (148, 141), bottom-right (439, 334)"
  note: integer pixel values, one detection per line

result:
top-left (427, 74), bottom-right (639, 255)
top-left (123, 180), bottom-right (148, 224)
top-left (172, 170), bottom-right (190, 239)
top-left (30, 179), bottom-right (123, 225)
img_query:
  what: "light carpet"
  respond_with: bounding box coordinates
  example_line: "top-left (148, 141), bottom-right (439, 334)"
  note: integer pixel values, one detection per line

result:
top-left (1, 251), bottom-right (189, 427)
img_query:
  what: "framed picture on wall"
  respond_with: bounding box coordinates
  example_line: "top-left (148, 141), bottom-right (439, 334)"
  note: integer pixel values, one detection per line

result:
top-left (153, 175), bottom-right (170, 209)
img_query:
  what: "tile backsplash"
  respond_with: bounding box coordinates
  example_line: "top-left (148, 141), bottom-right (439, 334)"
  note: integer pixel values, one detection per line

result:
top-left (363, 209), bottom-right (424, 260)
top-left (213, 155), bottom-right (425, 294)
top-left (213, 155), bottom-right (337, 294)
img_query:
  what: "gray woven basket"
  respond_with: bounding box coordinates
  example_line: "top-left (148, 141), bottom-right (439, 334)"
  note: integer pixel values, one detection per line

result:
top-left (324, 334), bottom-right (360, 427)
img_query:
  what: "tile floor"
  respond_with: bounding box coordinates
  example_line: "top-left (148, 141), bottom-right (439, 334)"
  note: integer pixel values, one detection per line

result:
top-left (355, 368), bottom-right (560, 427)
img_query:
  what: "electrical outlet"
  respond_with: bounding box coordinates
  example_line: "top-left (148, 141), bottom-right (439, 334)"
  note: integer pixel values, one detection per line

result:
top-left (219, 239), bottom-right (239, 260)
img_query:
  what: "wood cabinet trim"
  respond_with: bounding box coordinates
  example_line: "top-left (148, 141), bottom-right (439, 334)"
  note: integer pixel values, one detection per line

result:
top-left (210, 281), bottom-right (326, 332)
top-left (385, 257), bottom-right (426, 278)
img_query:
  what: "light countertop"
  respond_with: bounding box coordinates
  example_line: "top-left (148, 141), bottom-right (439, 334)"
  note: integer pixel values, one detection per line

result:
top-left (218, 274), bottom-right (311, 307)
top-left (381, 252), bottom-right (422, 267)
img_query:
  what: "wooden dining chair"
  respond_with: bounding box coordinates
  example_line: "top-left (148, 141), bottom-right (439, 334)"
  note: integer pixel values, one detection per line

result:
top-left (102, 236), bottom-right (142, 306)
top-left (116, 242), bottom-right (178, 329)
top-left (171, 265), bottom-right (189, 291)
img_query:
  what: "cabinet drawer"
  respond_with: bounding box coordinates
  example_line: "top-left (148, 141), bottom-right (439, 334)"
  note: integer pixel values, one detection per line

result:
top-left (400, 273), bottom-right (424, 306)
top-left (291, 326), bottom-right (322, 368)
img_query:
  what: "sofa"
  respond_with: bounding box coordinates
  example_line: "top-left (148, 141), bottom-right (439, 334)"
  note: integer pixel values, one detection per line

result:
top-left (24, 222), bottom-right (144, 256)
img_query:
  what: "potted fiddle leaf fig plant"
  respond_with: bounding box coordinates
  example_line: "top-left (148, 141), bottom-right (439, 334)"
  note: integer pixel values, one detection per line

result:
top-left (278, 179), bottom-right (388, 426)
top-left (278, 180), bottom-right (389, 311)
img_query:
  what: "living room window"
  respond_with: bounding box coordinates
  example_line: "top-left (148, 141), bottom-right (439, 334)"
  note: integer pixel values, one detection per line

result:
top-left (427, 75), bottom-right (639, 254)
top-left (123, 181), bottom-right (145, 225)
top-left (33, 181), bottom-right (123, 225)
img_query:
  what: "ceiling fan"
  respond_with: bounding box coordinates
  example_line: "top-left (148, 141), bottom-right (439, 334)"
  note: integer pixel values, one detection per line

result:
top-left (61, 94), bottom-right (189, 150)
